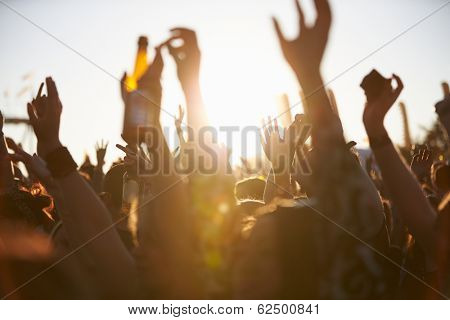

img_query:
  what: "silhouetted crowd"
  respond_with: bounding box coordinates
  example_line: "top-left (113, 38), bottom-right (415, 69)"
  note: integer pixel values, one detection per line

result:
top-left (0, 0), bottom-right (449, 299)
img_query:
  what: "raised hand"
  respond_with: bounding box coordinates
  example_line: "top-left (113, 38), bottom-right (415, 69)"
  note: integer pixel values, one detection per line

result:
top-left (273, 0), bottom-right (332, 78)
top-left (164, 27), bottom-right (201, 89)
top-left (27, 77), bottom-right (63, 157)
top-left (363, 74), bottom-right (404, 138)
top-left (8, 144), bottom-right (54, 188)
top-left (120, 71), bottom-right (128, 103)
top-left (410, 148), bottom-right (433, 182)
top-left (175, 104), bottom-right (185, 140)
top-left (435, 81), bottom-right (450, 136)
top-left (261, 118), bottom-right (291, 175)
top-left (175, 105), bottom-right (185, 131)
top-left (95, 139), bottom-right (108, 167)
top-left (116, 143), bottom-right (152, 177)
top-left (136, 47), bottom-right (164, 120)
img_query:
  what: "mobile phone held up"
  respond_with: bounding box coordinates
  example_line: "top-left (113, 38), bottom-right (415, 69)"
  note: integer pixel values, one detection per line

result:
top-left (360, 69), bottom-right (391, 103)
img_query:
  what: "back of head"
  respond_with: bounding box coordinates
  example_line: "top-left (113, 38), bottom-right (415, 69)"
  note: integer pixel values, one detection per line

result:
top-left (234, 177), bottom-right (266, 202)
top-left (433, 164), bottom-right (450, 194)
top-left (235, 198), bottom-right (391, 299)
top-left (103, 164), bottom-right (127, 209)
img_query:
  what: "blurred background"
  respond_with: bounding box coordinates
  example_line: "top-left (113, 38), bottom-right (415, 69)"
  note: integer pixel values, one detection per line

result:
top-left (0, 0), bottom-right (449, 165)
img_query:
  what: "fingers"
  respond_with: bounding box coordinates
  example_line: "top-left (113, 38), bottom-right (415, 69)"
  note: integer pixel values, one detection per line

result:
top-left (422, 148), bottom-right (431, 161)
top-left (259, 131), bottom-right (268, 156)
top-left (294, 0), bottom-right (306, 28)
top-left (116, 144), bottom-right (136, 157)
top-left (46, 77), bottom-right (62, 114)
top-left (120, 71), bottom-right (129, 100)
top-left (36, 82), bottom-right (44, 99)
top-left (5, 137), bottom-right (19, 153)
top-left (7, 153), bottom-right (26, 163)
top-left (261, 118), bottom-right (270, 145)
top-left (166, 43), bottom-right (182, 63)
top-left (273, 118), bottom-right (280, 136)
top-left (46, 77), bottom-right (56, 100)
top-left (170, 27), bottom-right (197, 41)
top-left (165, 28), bottom-right (199, 54)
top-left (137, 48), bottom-right (164, 91)
top-left (170, 27), bottom-right (195, 34)
top-left (175, 105), bottom-right (181, 123)
top-left (314, 0), bottom-right (332, 24)
top-left (152, 47), bottom-right (164, 76)
top-left (272, 17), bottom-right (287, 46)
top-left (392, 74), bottom-right (404, 98)
top-left (27, 103), bottom-right (38, 126)
top-left (267, 116), bottom-right (273, 132)
top-left (442, 81), bottom-right (450, 98)
top-left (179, 104), bottom-right (184, 120)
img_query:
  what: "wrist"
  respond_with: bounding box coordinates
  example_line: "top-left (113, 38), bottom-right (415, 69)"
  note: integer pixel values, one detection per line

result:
top-left (38, 139), bottom-right (63, 158)
top-left (45, 146), bottom-right (78, 178)
top-left (367, 128), bottom-right (392, 149)
top-left (295, 68), bottom-right (322, 88)
top-left (181, 77), bottom-right (201, 98)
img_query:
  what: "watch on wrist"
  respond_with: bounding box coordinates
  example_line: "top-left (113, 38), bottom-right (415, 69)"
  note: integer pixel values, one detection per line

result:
top-left (45, 146), bottom-right (78, 178)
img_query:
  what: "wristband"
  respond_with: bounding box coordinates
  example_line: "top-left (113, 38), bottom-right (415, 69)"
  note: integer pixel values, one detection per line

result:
top-left (368, 132), bottom-right (392, 149)
top-left (45, 146), bottom-right (78, 178)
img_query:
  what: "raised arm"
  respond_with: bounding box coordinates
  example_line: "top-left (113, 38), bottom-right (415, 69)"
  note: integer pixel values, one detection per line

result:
top-left (274, 0), bottom-right (384, 234)
top-left (273, 0), bottom-right (343, 145)
top-left (165, 28), bottom-right (208, 132)
top-left (362, 74), bottom-right (437, 253)
top-left (92, 140), bottom-right (108, 193)
top-left (131, 47), bottom-right (202, 298)
top-left (27, 77), bottom-right (136, 297)
top-left (435, 81), bottom-right (450, 138)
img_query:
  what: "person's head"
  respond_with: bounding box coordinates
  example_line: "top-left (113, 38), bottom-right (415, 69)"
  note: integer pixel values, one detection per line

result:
top-left (101, 163), bottom-right (127, 219)
top-left (0, 189), bottom-right (54, 232)
top-left (432, 163), bottom-right (450, 195)
top-left (78, 154), bottom-right (95, 180)
top-left (234, 177), bottom-right (266, 202)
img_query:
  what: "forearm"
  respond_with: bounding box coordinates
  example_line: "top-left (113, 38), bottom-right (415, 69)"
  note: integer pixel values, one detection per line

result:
top-left (295, 71), bottom-right (344, 146)
top-left (370, 128), bottom-right (436, 251)
top-left (147, 124), bottom-right (184, 193)
top-left (55, 170), bottom-right (136, 295)
top-left (182, 79), bottom-right (208, 133)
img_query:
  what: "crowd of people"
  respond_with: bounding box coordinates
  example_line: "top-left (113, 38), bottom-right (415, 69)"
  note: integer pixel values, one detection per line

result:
top-left (0, 0), bottom-right (449, 299)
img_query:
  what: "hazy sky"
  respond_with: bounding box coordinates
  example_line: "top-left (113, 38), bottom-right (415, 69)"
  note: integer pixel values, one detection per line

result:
top-left (0, 0), bottom-right (449, 165)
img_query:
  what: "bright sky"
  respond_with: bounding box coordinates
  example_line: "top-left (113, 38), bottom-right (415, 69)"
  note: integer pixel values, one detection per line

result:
top-left (0, 0), bottom-right (449, 166)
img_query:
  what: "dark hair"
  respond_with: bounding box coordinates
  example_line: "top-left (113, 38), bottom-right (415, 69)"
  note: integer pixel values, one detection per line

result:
top-left (0, 189), bottom-right (54, 231)
top-left (103, 164), bottom-right (127, 209)
top-left (433, 164), bottom-right (450, 193)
